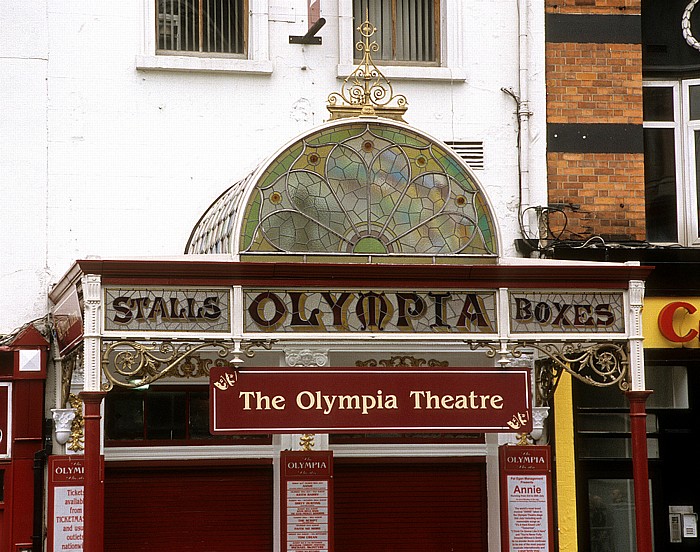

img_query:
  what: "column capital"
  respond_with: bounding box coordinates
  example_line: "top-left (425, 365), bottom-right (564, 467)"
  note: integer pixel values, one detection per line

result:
top-left (625, 389), bottom-right (654, 411)
top-left (79, 390), bottom-right (107, 404)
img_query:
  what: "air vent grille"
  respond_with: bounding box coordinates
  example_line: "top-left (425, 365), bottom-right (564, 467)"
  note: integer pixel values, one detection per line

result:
top-left (445, 141), bottom-right (484, 170)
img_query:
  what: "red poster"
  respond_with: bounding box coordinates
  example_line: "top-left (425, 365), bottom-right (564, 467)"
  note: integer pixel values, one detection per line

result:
top-left (281, 451), bottom-right (334, 552)
top-left (499, 445), bottom-right (554, 552)
top-left (48, 456), bottom-right (85, 552)
top-left (211, 366), bottom-right (532, 434)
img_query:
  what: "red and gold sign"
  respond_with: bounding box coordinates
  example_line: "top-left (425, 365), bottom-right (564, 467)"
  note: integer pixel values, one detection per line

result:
top-left (210, 366), bottom-right (532, 434)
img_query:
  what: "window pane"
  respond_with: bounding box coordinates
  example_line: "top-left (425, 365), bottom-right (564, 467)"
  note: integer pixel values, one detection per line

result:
top-left (576, 381), bottom-right (627, 409)
top-left (644, 128), bottom-right (678, 242)
top-left (578, 437), bottom-right (659, 459)
top-left (353, 0), bottom-right (436, 62)
top-left (691, 85), bottom-right (700, 120)
top-left (146, 392), bottom-right (186, 440)
top-left (577, 365), bottom-right (688, 410)
top-left (696, 132), bottom-right (700, 239)
top-left (157, 0), bottom-right (245, 54)
top-left (643, 87), bottom-right (674, 121)
top-left (588, 479), bottom-right (653, 552)
top-left (105, 394), bottom-right (144, 440)
top-left (646, 365), bottom-right (689, 408)
top-left (189, 391), bottom-right (213, 439)
top-left (577, 413), bottom-right (658, 433)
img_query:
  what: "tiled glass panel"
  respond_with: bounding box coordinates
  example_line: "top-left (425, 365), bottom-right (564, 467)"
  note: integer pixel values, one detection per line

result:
top-left (240, 122), bottom-right (497, 258)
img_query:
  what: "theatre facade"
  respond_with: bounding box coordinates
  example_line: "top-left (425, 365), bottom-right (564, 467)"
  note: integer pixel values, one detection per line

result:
top-left (45, 52), bottom-right (653, 552)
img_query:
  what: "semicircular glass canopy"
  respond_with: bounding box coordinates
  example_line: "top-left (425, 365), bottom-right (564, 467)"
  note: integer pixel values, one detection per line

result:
top-left (187, 120), bottom-right (499, 260)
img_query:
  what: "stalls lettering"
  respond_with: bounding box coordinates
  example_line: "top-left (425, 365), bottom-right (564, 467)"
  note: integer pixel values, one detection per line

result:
top-left (104, 287), bottom-right (231, 332)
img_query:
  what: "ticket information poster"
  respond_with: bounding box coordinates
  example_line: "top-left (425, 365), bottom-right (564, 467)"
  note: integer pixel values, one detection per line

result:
top-left (499, 445), bottom-right (554, 552)
top-left (281, 450), bottom-right (334, 552)
top-left (48, 455), bottom-right (85, 552)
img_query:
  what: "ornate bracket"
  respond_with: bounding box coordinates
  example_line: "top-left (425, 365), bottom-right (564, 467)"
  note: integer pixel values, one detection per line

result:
top-left (526, 342), bottom-right (629, 403)
top-left (101, 339), bottom-right (277, 390)
top-left (465, 340), bottom-right (629, 403)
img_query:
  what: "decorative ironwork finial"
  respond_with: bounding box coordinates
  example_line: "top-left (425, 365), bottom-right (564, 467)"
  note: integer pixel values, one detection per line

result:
top-left (327, 16), bottom-right (408, 121)
top-left (300, 433), bottom-right (315, 451)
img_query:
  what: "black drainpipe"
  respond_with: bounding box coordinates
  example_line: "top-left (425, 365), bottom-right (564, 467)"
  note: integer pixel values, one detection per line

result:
top-left (33, 419), bottom-right (53, 552)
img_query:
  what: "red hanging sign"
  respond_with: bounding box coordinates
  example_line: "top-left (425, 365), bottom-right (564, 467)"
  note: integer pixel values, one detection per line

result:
top-left (211, 366), bottom-right (532, 434)
top-left (281, 450), bottom-right (334, 552)
top-left (499, 445), bottom-right (555, 552)
top-left (48, 455), bottom-right (85, 552)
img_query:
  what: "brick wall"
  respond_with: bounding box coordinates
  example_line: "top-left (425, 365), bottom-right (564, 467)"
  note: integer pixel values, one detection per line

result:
top-left (545, 0), bottom-right (645, 241)
top-left (548, 152), bottom-right (645, 239)
top-left (546, 43), bottom-right (642, 124)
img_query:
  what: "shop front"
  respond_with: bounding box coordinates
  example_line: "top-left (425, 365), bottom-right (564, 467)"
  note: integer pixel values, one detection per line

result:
top-left (642, 297), bottom-right (700, 550)
top-left (48, 257), bottom-right (651, 552)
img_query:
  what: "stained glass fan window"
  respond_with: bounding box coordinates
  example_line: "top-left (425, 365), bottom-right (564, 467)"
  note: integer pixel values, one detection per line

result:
top-left (238, 122), bottom-right (497, 259)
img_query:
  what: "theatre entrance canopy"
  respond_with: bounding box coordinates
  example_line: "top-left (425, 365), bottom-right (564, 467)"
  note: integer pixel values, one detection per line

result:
top-left (49, 113), bottom-right (652, 415)
top-left (45, 24), bottom-right (657, 552)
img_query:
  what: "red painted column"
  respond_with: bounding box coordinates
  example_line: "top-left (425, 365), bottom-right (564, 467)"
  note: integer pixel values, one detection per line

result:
top-left (626, 390), bottom-right (653, 552)
top-left (79, 391), bottom-right (107, 552)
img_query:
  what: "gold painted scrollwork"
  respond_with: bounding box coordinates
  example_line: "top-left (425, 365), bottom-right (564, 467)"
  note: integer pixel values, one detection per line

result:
top-left (465, 340), bottom-right (629, 402)
top-left (522, 342), bottom-right (629, 403)
top-left (67, 393), bottom-right (84, 452)
top-left (101, 339), bottom-right (276, 390)
top-left (327, 15), bottom-right (407, 121)
top-left (356, 355), bottom-right (448, 368)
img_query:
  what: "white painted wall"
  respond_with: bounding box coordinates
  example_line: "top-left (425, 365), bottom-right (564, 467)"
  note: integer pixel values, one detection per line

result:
top-left (0, 1), bottom-right (50, 330)
top-left (0, 0), bottom-right (547, 333)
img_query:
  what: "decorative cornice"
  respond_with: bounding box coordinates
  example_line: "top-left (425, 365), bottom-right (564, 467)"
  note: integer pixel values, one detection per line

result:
top-left (71, 259), bottom-right (654, 288)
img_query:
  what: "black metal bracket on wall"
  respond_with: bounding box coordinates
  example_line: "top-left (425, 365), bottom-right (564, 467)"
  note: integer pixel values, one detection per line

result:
top-left (290, 18), bottom-right (326, 45)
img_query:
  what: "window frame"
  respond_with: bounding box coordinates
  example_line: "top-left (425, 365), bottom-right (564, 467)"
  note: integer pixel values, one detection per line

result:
top-left (338, 0), bottom-right (466, 82)
top-left (681, 78), bottom-right (700, 245)
top-left (137, 0), bottom-right (272, 74)
top-left (156, 0), bottom-right (248, 57)
top-left (643, 80), bottom-right (700, 246)
top-left (351, 0), bottom-right (441, 66)
top-left (104, 386), bottom-right (272, 447)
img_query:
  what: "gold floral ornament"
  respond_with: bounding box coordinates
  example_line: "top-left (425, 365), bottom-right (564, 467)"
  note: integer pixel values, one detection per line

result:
top-left (327, 17), bottom-right (408, 121)
top-left (67, 394), bottom-right (85, 452)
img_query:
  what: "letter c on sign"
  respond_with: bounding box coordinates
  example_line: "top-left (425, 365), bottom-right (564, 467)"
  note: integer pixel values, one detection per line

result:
top-left (658, 301), bottom-right (699, 343)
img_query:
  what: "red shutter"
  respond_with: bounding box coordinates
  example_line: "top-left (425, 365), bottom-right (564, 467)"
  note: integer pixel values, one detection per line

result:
top-left (334, 459), bottom-right (487, 552)
top-left (105, 462), bottom-right (273, 552)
